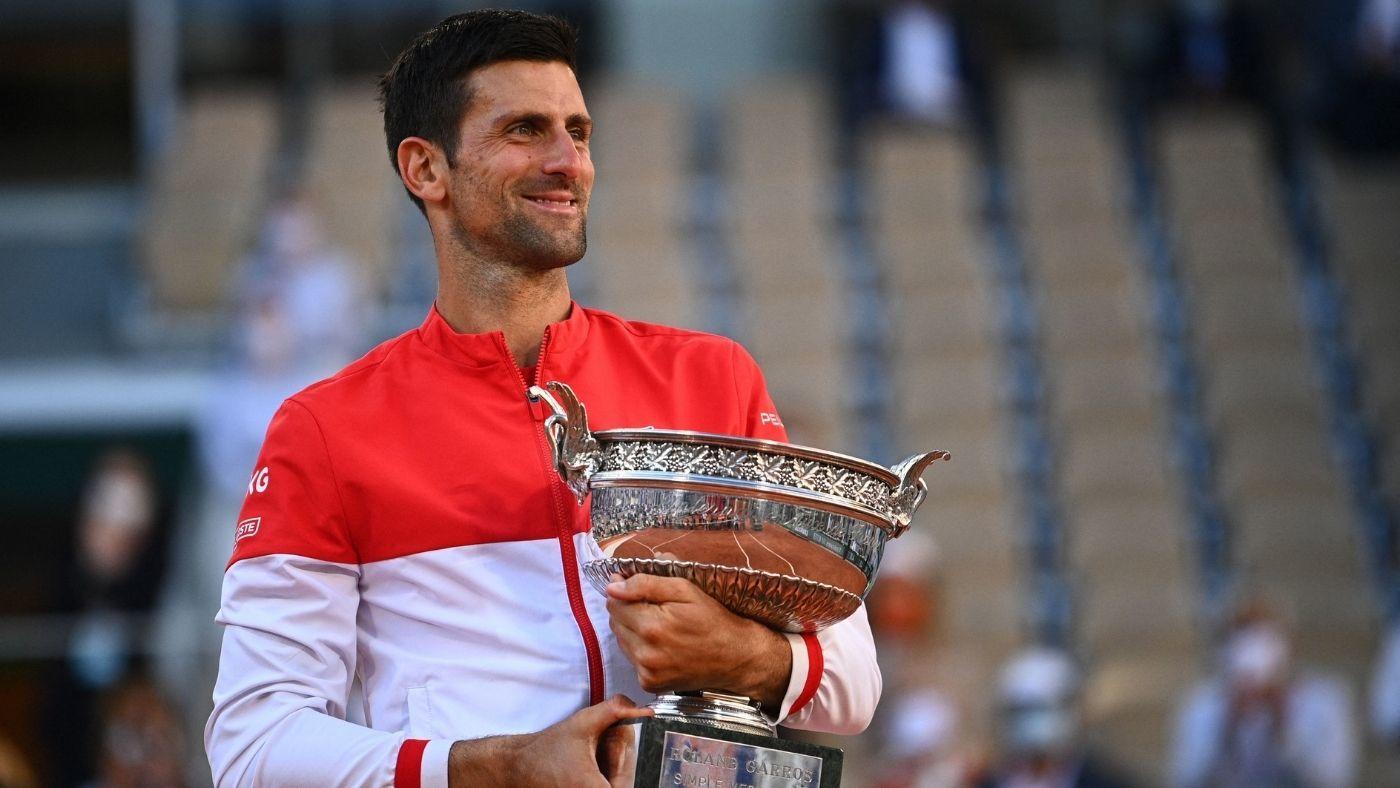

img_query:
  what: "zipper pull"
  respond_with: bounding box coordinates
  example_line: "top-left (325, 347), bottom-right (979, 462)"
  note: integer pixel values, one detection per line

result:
top-left (525, 327), bottom-right (554, 420)
top-left (525, 390), bottom-right (550, 422)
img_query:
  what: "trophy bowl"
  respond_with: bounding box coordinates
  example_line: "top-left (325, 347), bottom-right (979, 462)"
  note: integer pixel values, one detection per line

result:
top-left (529, 381), bottom-right (949, 635)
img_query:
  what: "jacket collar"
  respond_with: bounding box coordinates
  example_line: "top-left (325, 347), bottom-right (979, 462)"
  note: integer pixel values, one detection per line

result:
top-left (415, 300), bottom-right (591, 368)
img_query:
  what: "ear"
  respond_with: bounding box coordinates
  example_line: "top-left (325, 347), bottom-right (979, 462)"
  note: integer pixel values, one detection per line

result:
top-left (396, 136), bottom-right (449, 206)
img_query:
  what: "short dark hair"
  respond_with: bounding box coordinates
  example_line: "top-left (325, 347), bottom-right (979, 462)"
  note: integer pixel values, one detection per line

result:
top-left (378, 10), bottom-right (578, 212)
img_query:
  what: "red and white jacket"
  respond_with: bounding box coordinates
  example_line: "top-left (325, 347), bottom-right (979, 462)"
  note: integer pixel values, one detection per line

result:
top-left (205, 304), bottom-right (880, 787)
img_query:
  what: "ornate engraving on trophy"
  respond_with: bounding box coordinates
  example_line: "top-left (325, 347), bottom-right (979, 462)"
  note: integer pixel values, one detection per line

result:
top-left (598, 439), bottom-right (908, 519)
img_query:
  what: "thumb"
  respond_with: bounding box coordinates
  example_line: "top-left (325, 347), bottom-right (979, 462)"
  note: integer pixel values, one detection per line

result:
top-left (606, 573), bottom-right (695, 604)
top-left (575, 694), bottom-right (652, 736)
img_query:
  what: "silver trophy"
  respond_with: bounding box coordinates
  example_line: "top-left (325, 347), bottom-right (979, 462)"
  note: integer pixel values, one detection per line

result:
top-left (528, 381), bottom-right (947, 786)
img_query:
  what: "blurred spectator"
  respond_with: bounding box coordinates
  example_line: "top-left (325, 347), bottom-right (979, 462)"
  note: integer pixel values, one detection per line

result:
top-left (1169, 599), bottom-right (1357, 788)
top-left (42, 448), bottom-right (171, 786)
top-left (92, 674), bottom-right (187, 788)
top-left (867, 531), bottom-right (942, 686)
top-left (866, 533), bottom-right (978, 787)
top-left (872, 687), bottom-right (971, 788)
top-left (1110, 0), bottom-right (1301, 112)
top-left (829, 0), bottom-right (1000, 164)
top-left (974, 648), bottom-right (1135, 788)
top-left (69, 449), bottom-right (160, 690)
top-left (234, 195), bottom-right (363, 375)
top-left (1109, 0), bottom-right (1315, 184)
top-left (149, 194), bottom-right (368, 775)
top-left (1309, 0), bottom-right (1400, 154)
top-left (1371, 619), bottom-right (1400, 746)
top-left (196, 299), bottom-right (312, 504)
top-left (883, 1), bottom-right (965, 125)
top-left (198, 194), bottom-right (365, 532)
top-left (171, 196), bottom-right (364, 656)
top-left (0, 737), bottom-right (37, 788)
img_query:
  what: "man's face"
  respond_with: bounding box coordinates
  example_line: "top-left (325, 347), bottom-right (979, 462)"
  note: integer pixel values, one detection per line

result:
top-left (445, 60), bottom-right (594, 270)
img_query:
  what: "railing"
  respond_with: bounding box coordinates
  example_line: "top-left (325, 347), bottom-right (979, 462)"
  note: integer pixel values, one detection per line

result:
top-left (833, 165), bottom-right (896, 463)
top-left (1119, 100), bottom-right (1236, 625)
top-left (987, 164), bottom-right (1074, 647)
top-left (1282, 149), bottom-right (1400, 621)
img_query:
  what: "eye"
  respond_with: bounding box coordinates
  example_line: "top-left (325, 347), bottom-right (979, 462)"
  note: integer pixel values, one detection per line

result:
top-left (509, 122), bottom-right (535, 137)
top-left (569, 128), bottom-right (588, 142)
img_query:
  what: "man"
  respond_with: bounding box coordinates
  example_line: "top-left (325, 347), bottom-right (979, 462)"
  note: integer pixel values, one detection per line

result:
top-left (204, 10), bottom-right (880, 787)
top-left (1170, 599), bottom-right (1355, 788)
top-left (977, 648), bottom-right (1134, 788)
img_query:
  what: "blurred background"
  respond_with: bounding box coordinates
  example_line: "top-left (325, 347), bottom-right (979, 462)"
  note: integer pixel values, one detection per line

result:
top-left (1, 0), bottom-right (1399, 785)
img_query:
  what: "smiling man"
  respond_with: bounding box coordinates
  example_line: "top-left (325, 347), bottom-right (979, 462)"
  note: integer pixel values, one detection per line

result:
top-left (204, 10), bottom-right (880, 788)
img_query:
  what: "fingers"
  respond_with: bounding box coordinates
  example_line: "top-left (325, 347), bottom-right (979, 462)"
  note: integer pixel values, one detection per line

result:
top-left (573, 694), bottom-right (652, 734)
top-left (605, 595), bottom-right (669, 656)
top-left (596, 694), bottom-right (652, 732)
top-left (605, 573), bottom-right (701, 604)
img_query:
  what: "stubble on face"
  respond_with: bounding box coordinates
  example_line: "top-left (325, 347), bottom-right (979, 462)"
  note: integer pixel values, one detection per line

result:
top-left (447, 168), bottom-right (588, 273)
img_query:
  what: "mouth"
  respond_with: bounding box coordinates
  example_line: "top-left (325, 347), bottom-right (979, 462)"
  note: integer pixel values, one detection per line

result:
top-left (523, 194), bottom-right (581, 214)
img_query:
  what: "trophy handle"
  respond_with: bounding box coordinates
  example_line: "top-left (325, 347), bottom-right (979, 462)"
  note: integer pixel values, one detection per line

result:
top-left (527, 381), bottom-right (602, 504)
top-left (886, 450), bottom-right (950, 536)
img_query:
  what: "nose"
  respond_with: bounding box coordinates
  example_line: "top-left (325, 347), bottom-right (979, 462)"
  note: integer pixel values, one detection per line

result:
top-left (541, 127), bottom-right (587, 181)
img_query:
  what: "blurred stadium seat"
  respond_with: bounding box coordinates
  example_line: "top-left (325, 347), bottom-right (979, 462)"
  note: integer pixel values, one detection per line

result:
top-left (139, 89), bottom-right (277, 316)
top-left (1322, 156), bottom-right (1400, 511)
top-left (305, 83), bottom-right (400, 301)
top-left (573, 81), bottom-right (703, 331)
top-left (726, 77), bottom-right (848, 450)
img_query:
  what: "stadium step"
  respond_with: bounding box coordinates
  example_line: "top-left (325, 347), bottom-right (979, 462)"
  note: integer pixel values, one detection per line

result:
top-left (141, 88), bottom-right (278, 314)
top-left (1009, 64), bottom-right (1200, 773)
top-left (584, 82), bottom-right (700, 328)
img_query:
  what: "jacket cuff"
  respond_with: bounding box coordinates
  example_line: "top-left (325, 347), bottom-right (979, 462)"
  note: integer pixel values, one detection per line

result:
top-left (778, 632), bottom-right (824, 720)
top-left (396, 738), bottom-right (453, 788)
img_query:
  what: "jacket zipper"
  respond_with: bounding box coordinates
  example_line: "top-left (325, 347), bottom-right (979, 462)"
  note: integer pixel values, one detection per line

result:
top-left (509, 327), bottom-right (606, 706)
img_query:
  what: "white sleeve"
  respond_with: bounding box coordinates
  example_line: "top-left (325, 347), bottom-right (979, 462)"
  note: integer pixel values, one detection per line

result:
top-left (775, 603), bottom-right (881, 735)
top-left (1169, 681), bottom-right (1227, 788)
top-left (1290, 675), bottom-right (1357, 788)
top-left (204, 555), bottom-right (451, 788)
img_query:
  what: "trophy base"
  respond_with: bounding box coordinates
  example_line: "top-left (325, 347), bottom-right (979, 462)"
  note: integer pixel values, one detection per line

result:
top-left (649, 692), bottom-right (778, 737)
top-left (599, 716), bottom-right (842, 788)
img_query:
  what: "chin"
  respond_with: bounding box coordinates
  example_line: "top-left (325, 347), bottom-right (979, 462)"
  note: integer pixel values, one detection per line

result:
top-left (519, 241), bottom-right (586, 271)
top-left (528, 230), bottom-right (588, 269)
top-left (499, 214), bottom-right (587, 268)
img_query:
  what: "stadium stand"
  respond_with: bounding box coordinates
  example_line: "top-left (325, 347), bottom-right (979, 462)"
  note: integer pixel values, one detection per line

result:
top-left (582, 82), bottom-right (702, 331)
top-left (866, 120), bottom-right (1022, 742)
top-left (1009, 66), bottom-right (1198, 775)
top-left (725, 78), bottom-right (849, 450)
top-left (1321, 155), bottom-right (1400, 527)
top-left (305, 83), bottom-right (400, 301)
top-left (139, 89), bottom-right (277, 318)
top-left (1159, 108), bottom-right (1377, 682)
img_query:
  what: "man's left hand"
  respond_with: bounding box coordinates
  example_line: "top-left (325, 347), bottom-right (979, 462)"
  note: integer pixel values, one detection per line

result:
top-left (605, 573), bottom-right (792, 716)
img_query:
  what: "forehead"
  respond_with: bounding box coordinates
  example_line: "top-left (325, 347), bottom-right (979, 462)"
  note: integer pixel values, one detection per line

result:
top-left (461, 60), bottom-right (588, 122)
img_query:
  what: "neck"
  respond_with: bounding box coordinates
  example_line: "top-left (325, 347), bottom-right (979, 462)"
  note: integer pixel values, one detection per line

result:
top-left (434, 250), bottom-right (572, 368)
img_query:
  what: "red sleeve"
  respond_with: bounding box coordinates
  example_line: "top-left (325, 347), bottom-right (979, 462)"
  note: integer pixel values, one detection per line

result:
top-left (228, 398), bottom-right (357, 567)
top-left (731, 343), bottom-right (789, 442)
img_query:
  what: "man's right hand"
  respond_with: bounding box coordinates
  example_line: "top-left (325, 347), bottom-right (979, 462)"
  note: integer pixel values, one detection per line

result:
top-left (447, 695), bottom-right (649, 787)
